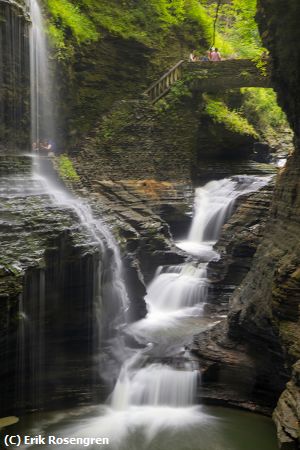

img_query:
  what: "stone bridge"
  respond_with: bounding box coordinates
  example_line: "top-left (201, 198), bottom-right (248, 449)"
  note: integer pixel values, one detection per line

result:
top-left (145, 59), bottom-right (270, 103)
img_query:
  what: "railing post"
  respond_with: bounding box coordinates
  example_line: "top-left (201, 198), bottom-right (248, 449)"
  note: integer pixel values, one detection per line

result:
top-left (144, 60), bottom-right (184, 103)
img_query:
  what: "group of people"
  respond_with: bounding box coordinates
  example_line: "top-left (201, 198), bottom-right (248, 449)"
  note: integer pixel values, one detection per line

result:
top-left (189, 47), bottom-right (221, 62)
top-left (32, 140), bottom-right (55, 157)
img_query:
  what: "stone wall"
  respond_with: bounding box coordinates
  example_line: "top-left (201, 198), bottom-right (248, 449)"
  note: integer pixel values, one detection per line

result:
top-left (74, 97), bottom-right (201, 182)
top-left (185, 59), bottom-right (270, 92)
top-left (73, 91), bottom-right (262, 184)
top-left (56, 29), bottom-right (200, 149)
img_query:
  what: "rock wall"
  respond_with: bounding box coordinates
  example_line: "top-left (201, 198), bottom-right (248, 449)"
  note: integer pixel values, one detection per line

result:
top-left (56, 28), bottom-right (201, 149)
top-left (74, 98), bottom-right (199, 182)
top-left (221, 1), bottom-right (300, 448)
top-left (0, 2), bottom-right (30, 149)
top-left (74, 91), bottom-right (263, 184)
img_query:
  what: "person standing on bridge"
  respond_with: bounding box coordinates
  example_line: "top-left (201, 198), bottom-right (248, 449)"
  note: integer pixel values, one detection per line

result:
top-left (211, 48), bottom-right (221, 61)
top-left (189, 50), bottom-right (197, 62)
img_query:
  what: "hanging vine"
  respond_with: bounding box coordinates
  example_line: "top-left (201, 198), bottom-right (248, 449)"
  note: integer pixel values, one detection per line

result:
top-left (212, 0), bottom-right (222, 47)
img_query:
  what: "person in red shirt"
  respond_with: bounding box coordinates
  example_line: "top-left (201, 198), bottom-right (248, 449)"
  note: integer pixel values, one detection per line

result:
top-left (211, 48), bottom-right (221, 61)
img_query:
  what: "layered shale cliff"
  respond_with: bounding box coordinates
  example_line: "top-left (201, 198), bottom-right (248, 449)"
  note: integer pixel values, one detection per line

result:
top-left (224, 1), bottom-right (300, 447)
top-left (0, 1), bottom-right (30, 149)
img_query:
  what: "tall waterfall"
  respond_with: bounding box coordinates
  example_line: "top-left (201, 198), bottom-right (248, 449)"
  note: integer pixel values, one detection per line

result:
top-left (28, 0), bottom-right (55, 145)
top-left (12, 0), bottom-right (130, 410)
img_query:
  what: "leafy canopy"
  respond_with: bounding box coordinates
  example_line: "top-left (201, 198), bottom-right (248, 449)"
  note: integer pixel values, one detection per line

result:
top-left (204, 95), bottom-right (259, 138)
top-left (45, 0), bottom-right (215, 56)
top-left (204, 0), bottom-right (263, 58)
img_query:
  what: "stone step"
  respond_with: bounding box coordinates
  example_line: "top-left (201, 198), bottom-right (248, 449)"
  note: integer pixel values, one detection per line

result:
top-left (0, 154), bottom-right (32, 175)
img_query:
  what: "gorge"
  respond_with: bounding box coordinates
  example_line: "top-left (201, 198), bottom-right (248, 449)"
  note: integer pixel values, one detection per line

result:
top-left (0, 1), bottom-right (299, 449)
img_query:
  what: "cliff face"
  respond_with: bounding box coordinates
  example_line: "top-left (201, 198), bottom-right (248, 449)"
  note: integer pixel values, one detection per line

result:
top-left (55, 26), bottom-right (205, 149)
top-left (0, 2), bottom-right (30, 149)
top-left (0, 155), bottom-right (145, 414)
top-left (226, 1), bottom-right (300, 448)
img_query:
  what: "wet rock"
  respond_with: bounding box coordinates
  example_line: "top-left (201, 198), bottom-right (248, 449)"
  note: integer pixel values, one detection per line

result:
top-left (0, 159), bottom-right (117, 415)
top-left (221, 1), bottom-right (300, 448)
top-left (273, 361), bottom-right (300, 450)
top-left (253, 142), bottom-right (273, 163)
top-left (208, 179), bottom-right (275, 306)
top-left (0, 3), bottom-right (30, 149)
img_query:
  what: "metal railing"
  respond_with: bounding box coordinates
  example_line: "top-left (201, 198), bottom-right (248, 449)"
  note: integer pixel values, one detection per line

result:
top-left (145, 60), bottom-right (184, 103)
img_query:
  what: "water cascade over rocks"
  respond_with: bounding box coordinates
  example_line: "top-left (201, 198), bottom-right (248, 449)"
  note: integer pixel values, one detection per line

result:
top-left (178, 176), bottom-right (270, 258)
top-left (9, 0), bottom-right (130, 410)
top-left (1, 1), bottom-right (278, 448)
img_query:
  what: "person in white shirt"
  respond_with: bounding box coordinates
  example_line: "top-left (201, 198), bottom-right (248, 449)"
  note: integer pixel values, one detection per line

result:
top-left (189, 50), bottom-right (196, 62)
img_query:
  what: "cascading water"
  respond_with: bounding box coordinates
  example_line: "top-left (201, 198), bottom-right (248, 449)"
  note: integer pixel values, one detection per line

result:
top-left (2, 1), bottom-right (278, 447)
top-left (11, 0), bottom-right (130, 410)
top-left (97, 175), bottom-right (271, 445)
top-left (14, 173), bottom-right (271, 447)
top-left (189, 176), bottom-right (268, 243)
top-left (111, 363), bottom-right (198, 408)
top-left (124, 175), bottom-right (271, 410)
top-left (28, 0), bottom-right (55, 145)
top-left (177, 175), bottom-right (270, 257)
top-left (6, 169), bottom-right (277, 449)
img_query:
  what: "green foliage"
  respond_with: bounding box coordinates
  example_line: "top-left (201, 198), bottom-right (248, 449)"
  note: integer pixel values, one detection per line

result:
top-left (241, 88), bottom-right (288, 139)
top-left (169, 79), bottom-right (193, 100)
top-left (46, 0), bottom-right (98, 40)
top-left (45, 0), bottom-right (216, 57)
top-left (204, 95), bottom-right (258, 138)
top-left (45, 0), bottom-right (99, 57)
top-left (57, 154), bottom-right (80, 181)
top-left (100, 108), bottom-right (129, 142)
top-left (45, 0), bottom-right (268, 65)
top-left (205, 0), bottom-right (264, 58)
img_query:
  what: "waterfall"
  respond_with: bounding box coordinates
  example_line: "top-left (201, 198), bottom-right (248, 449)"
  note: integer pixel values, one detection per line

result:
top-left (188, 176), bottom-right (268, 243)
top-left (111, 363), bottom-right (198, 409)
top-left (145, 264), bottom-right (208, 312)
top-left (112, 174), bottom-right (271, 436)
top-left (178, 175), bottom-right (270, 257)
top-left (0, 2), bottom-right (279, 447)
top-left (27, 0), bottom-right (129, 323)
top-left (28, 0), bottom-right (55, 145)
top-left (8, 0), bottom-right (130, 411)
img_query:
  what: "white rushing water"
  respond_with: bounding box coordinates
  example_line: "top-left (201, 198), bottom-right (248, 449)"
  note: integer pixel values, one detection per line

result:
top-left (27, 0), bottom-right (129, 321)
top-left (17, 1), bottom-right (273, 446)
top-left (106, 176), bottom-right (270, 445)
top-left (110, 350), bottom-right (198, 410)
top-left (15, 0), bottom-right (130, 405)
top-left (28, 0), bottom-right (55, 145)
top-left (146, 264), bottom-right (208, 312)
top-left (177, 175), bottom-right (270, 257)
